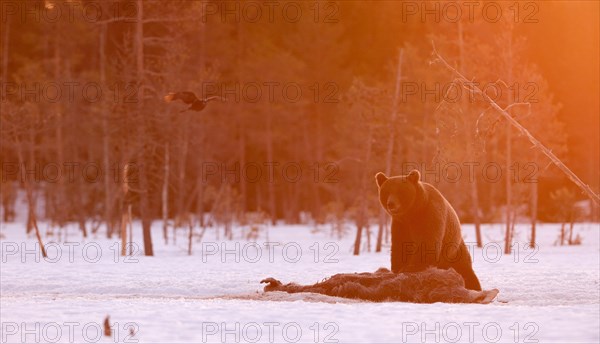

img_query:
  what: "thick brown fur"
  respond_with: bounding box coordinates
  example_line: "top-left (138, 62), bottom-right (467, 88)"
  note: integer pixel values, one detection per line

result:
top-left (375, 170), bottom-right (482, 291)
top-left (261, 267), bottom-right (497, 304)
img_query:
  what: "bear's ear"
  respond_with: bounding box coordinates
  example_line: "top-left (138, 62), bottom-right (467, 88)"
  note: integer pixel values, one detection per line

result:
top-left (407, 170), bottom-right (420, 183)
top-left (375, 172), bottom-right (388, 188)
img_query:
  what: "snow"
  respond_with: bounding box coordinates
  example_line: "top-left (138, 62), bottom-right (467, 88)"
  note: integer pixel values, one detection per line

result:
top-left (1, 221), bottom-right (598, 343)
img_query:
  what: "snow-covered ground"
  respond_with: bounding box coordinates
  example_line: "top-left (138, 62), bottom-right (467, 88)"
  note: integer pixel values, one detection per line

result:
top-left (1, 221), bottom-right (598, 343)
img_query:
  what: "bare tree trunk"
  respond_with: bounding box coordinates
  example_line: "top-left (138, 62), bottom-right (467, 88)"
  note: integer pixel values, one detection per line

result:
top-left (120, 207), bottom-right (128, 256)
top-left (376, 215), bottom-right (385, 252)
top-left (137, 133), bottom-right (154, 255)
top-left (53, 39), bottom-right (67, 230)
top-left (510, 210), bottom-right (516, 244)
top-left (128, 204), bottom-right (133, 255)
top-left (353, 225), bottom-right (363, 256)
top-left (17, 142), bottom-right (47, 257)
top-left (377, 49), bottom-right (403, 252)
top-left (313, 103), bottom-right (323, 223)
top-left (433, 46), bottom-right (600, 205)
top-left (592, 199), bottom-right (599, 222)
top-left (466, 140), bottom-right (483, 247)
top-left (195, 141), bottom-right (206, 228)
top-left (99, 23), bottom-right (113, 238)
top-left (187, 222), bottom-right (193, 255)
top-left (470, 179), bottom-right (483, 246)
top-left (301, 119), bottom-right (314, 222)
top-left (503, 36), bottom-right (514, 255)
top-left (28, 187), bottom-right (47, 258)
top-left (23, 159), bottom-right (46, 257)
top-left (530, 179), bottom-right (538, 248)
top-left (135, 0), bottom-right (153, 256)
top-left (1, 13), bottom-right (9, 87)
top-left (455, 22), bottom-right (483, 248)
top-left (238, 122), bottom-right (247, 210)
top-left (354, 126), bottom-right (374, 255)
top-left (176, 115), bottom-right (191, 227)
top-left (266, 106), bottom-right (276, 223)
top-left (227, 205), bottom-right (233, 240)
top-left (287, 144), bottom-right (302, 223)
top-left (568, 210), bottom-right (575, 245)
top-left (162, 143), bottom-right (170, 244)
top-left (78, 214), bottom-right (88, 238)
top-left (1, 181), bottom-right (15, 222)
top-left (236, 20), bottom-right (247, 212)
top-left (504, 121), bottom-right (513, 255)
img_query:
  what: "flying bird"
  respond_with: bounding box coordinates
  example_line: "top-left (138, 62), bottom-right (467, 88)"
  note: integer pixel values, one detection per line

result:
top-left (164, 91), bottom-right (224, 112)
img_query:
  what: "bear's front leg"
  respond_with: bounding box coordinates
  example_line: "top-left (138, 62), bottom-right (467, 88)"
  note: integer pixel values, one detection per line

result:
top-left (390, 222), bottom-right (424, 273)
top-left (450, 243), bottom-right (482, 291)
top-left (419, 216), bottom-right (446, 269)
top-left (391, 243), bottom-right (417, 273)
top-left (390, 222), bottom-right (412, 273)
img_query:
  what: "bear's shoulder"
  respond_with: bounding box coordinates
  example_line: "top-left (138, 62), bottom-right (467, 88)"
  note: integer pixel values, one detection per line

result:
top-left (419, 182), bottom-right (447, 205)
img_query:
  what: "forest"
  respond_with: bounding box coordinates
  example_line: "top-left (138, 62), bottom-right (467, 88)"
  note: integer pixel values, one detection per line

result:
top-left (1, 0), bottom-right (599, 256)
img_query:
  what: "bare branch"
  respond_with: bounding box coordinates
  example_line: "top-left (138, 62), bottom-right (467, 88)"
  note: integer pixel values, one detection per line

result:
top-left (432, 42), bottom-right (600, 204)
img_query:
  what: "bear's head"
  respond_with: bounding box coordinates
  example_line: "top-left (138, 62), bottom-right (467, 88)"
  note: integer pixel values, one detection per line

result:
top-left (375, 170), bottom-right (421, 218)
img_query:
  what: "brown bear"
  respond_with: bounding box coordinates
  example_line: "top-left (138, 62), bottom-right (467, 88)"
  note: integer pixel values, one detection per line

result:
top-left (375, 170), bottom-right (482, 291)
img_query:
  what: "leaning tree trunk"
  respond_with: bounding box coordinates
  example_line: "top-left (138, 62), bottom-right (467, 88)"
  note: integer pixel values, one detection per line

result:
top-left (435, 46), bottom-right (599, 205)
top-left (17, 143), bottom-right (47, 258)
top-left (27, 185), bottom-right (47, 258)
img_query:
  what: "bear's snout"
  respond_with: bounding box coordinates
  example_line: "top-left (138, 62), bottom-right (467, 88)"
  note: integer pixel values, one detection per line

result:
top-left (387, 200), bottom-right (400, 214)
